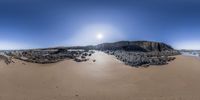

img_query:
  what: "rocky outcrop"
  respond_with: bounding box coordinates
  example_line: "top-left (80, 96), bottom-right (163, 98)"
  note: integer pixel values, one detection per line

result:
top-left (104, 50), bottom-right (177, 67)
top-left (96, 41), bottom-right (180, 67)
top-left (6, 49), bottom-right (94, 64)
top-left (0, 52), bottom-right (13, 64)
top-left (95, 41), bottom-right (176, 52)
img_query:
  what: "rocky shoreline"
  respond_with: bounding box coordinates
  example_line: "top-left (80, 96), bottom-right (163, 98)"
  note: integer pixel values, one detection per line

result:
top-left (0, 41), bottom-right (181, 67)
top-left (95, 41), bottom-right (180, 67)
top-left (3, 49), bottom-right (94, 64)
top-left (104, 50), bottom-right (178, 67)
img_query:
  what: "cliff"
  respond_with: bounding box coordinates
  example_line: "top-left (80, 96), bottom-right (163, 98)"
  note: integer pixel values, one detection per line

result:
top-left (95, 41), bottom-right (174, 52)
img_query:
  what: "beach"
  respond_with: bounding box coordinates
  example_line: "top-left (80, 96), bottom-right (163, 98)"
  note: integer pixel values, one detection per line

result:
top-left (0, 51), bottom-right (200, 100)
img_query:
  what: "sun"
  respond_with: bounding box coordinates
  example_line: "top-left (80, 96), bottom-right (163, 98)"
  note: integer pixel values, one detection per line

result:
top-left (96, 33), bottom-right (103, 40)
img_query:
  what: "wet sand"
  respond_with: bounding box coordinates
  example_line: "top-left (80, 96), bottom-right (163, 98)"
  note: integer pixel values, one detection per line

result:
top-left (0, 51), bottom-right (200, 100)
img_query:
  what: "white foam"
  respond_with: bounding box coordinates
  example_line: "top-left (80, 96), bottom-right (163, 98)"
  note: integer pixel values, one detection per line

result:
top-left (181, 52), bottom-right (200, 59)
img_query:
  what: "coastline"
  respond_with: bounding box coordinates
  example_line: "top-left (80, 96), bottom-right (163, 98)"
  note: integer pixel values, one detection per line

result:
top-left (181, 54), bottom-right (200, 60)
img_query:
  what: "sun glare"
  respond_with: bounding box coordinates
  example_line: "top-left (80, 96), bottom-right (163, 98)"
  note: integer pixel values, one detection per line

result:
top-left (96, 33), bottom-right (103, 40)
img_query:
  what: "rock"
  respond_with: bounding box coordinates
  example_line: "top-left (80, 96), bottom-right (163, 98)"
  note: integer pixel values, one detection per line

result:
top-left (88, 53), bottom-right (92, 56)
top-left (103, 50), bottom-right (177, 67)
top-left (82, 53), bottom-right (88, 56)
top-left (142, 64), bottom-right (150, 67)
top-left (0, 54), bottom-right (13, 64)
top-left (81, 55), bottom-right (86, 59)
top-left (74, 58), bottom-right (82, 62)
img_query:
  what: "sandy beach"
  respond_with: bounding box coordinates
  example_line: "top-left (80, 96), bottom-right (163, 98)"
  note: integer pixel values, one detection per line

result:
top-left (0, 51), bottom-right (200, 100)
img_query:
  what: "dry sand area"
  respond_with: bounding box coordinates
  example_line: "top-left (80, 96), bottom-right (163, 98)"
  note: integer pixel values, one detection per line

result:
top-left (0, 51), bottom-right (200, 100)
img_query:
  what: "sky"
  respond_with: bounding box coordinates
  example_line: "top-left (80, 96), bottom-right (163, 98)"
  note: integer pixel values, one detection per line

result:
top-left (0, 0), bottom-right (200, 50)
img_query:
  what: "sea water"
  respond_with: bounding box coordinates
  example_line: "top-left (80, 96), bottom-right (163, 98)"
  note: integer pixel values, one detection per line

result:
top-left (181, 51), bottom-right (200, 59)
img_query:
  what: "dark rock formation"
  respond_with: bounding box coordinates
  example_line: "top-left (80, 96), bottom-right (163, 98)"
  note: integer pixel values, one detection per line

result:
top-left (95, 41), bottom-right (176, 52)
top-left (104, 50), bottom-right (177, 67)
top-left (97, 41), bottom-right (180, 67)
top-left (6, 49), bottom-right (94, 64)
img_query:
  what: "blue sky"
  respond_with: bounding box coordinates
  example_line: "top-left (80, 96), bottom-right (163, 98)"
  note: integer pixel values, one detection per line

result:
top-left (0, 0), bottom-right (200, 49)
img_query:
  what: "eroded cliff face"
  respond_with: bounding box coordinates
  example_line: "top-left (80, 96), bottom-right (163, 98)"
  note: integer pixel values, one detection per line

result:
top-left (132, 41), bottom-right (173, 51)
top-left (95, 41), bottom-right (175, 52)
